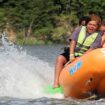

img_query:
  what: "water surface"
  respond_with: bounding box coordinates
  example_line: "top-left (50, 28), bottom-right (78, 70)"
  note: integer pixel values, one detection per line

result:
top-left (0, 39), bottom-right (105, 105)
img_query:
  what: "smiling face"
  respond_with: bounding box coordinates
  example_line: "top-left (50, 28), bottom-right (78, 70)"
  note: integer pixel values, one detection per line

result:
top-left (86, 20), bottom-right (98, 34)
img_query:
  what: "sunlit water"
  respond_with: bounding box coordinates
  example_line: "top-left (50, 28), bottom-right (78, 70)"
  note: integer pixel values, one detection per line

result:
top-left (0, 35), bottom-right (105, 104)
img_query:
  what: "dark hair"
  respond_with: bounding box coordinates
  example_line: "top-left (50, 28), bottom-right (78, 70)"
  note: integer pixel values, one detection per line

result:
top-left (79, 16), bottom-right (91, 26)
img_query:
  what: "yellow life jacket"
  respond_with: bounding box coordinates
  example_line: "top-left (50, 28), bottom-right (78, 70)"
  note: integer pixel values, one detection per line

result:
top-left (75, 26), bottom-right (98, 57)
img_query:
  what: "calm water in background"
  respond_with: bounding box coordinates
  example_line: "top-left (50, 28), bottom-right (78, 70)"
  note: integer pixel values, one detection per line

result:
top-left (0, 42), bottom-right (105, 105)
top-left (22, 45), bottom-right (63, 66)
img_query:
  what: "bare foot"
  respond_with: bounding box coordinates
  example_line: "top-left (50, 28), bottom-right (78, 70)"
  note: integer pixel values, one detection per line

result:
top-left (52, 84), bottom-right (59, 88)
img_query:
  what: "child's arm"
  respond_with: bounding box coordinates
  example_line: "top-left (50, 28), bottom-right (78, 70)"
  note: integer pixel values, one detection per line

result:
top-left (101, 34), bottom-right (105, 47)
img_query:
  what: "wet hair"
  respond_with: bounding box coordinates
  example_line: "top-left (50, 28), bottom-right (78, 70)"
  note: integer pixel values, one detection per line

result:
top-left (79, 16), bottom-right (91, 26)
top-left (90, 14), bottom-right (102, 29)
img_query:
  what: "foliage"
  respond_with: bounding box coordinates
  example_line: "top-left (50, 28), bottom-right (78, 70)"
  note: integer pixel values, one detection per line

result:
top-left (0, 0), bottom-right (104, 44)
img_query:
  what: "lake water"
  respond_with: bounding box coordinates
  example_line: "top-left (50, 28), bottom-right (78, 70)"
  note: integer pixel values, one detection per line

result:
top-left (0, 38), bottom-right (105, 105)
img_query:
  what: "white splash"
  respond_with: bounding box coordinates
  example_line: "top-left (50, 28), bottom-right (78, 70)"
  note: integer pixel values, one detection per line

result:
top-left (0, 34), bottom-right (63, 99)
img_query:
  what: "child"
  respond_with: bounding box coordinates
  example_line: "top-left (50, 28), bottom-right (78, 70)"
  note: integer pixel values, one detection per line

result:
top-left (100, 21), bottom-right (105, 47)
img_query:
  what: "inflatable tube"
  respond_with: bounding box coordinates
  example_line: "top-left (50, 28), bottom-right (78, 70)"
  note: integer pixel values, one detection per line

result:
top-left (59, 48), bottom-right (105, 99)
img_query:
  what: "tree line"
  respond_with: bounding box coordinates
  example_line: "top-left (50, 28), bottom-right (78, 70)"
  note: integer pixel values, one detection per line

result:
top-left (0, 0), bottom-right (105, 44)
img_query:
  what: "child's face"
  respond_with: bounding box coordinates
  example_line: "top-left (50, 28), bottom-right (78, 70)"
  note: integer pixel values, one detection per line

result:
top-left (100, 26), bottom-right (105, 35)
top-left (86, 20), bottom-right (98, 34)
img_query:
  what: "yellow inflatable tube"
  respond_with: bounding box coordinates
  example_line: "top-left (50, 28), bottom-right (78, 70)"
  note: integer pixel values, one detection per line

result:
top-left (59, 48), bottom-right (105, 99)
